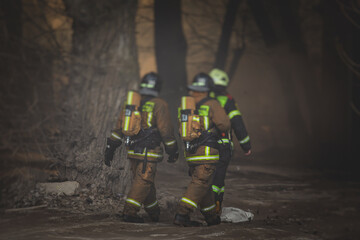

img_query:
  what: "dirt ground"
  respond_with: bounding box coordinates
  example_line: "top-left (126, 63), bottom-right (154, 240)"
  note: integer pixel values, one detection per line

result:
top-left (1, 156), bottom-right (360, 240)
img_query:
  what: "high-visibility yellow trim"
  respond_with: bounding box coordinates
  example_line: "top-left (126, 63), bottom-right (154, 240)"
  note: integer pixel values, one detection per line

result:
top-left (126, 198), bottom-right (141, 207)
top-left (182, 122), bottom-right (187, 137)
top-left (186, 155), bottom-right (219, 162)
top-left (216, 96), bottom-right (228, 108)
top-left (198, 105), bottom-right (210, 130)
top-left (124, 116), bottom-right (130, 131)
top-left (140, 83), bottom-right (155, 89)
top-left (212, 185), bottom-right (220, 193)
top-left (127, 91), bottom-right (134, 105)
top-left (145, 200), bottom-right (158, 209)
top-left (204, 116), bottom-right (209, 130)
top-left (220, 186), bottom-right (225, 193)
top-left (142, 101), bottom-right (155, 112)
top-left (181, 97), bottom-right (187, 109)
top-left (228, 110), bottom-right (241, 119)
top-left (193, 116), bottom-right (200, 122)
top-left (205, 146), bottom-right (210, 156)
top-left (111, 132), bottom-right (121, 140)
top-left (165, 140), bottom-right (176, 146)
top-left (240, 136), bottom-right (250, 144)
top-left (127, 150), bottom-right (163, 158)
top-left (201, 204), bottom-right (216, 212)
top-left (218, 138), bottom-right (230, 144)
top-left (181, 197), bottom-right (197, 208)
top-left (193, 81), bottom-right (206, 86)
top-left (147, 112), bottom-right (153, 127)
top-left (181, 97), bottom-right (187, 137)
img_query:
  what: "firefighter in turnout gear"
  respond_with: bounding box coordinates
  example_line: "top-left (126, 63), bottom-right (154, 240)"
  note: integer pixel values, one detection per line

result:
top-left (104, 72), bottom-right (179, 223)
top-left (174, 73), bottom-right (231, 227)
top-left (209, 68), bottom-right (252, 213)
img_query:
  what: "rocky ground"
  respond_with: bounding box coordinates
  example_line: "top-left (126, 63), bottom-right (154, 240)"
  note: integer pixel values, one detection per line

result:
top-left (1, 157), bottom-right (360, 240)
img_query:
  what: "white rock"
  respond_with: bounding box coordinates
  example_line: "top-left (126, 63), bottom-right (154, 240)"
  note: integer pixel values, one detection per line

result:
top-left (36, 181), bottom-right (80, 196)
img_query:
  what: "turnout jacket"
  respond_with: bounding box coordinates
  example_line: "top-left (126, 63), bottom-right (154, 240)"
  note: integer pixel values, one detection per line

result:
top-left (115, 96), bottom-right (177, 162)
top-left (214, 92), bottom-right (251, 152)
top-left (185, 96), bottom-right (231, 165)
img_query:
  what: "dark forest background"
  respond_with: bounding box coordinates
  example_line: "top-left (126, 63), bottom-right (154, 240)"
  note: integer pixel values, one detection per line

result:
top-left (0, 0), bottom-right (359, 208)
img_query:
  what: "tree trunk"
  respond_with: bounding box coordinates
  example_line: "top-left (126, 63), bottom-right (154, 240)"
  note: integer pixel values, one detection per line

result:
top-left (214, 0), bottom-right (241, 70)
top-left (317, 0), bottom-right (348, 167)
top-left (154, 0), bottom-right (187, 120)
top-left (61, 0), bottom-right (139, 194)
top-left (246, 0), bottom-right (277, 47)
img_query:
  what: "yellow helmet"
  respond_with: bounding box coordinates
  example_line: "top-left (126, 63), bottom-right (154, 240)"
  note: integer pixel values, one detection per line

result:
top-left (209, 68), bottom-right (229, 87)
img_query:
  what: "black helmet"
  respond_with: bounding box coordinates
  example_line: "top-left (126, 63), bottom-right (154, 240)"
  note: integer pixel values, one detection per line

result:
top-left (139, 72), bottom-right (162, 96)
top-left (187, 73), bottom-right (214, 92)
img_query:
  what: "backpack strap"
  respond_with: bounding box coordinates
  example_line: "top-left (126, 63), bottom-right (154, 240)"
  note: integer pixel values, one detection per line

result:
top-left (195, 97), bottom-right (212, 110)
top-left (139, 95), bottom-right (154, 111)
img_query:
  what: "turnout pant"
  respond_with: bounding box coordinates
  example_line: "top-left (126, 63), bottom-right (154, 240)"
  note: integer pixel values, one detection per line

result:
top-left (177, 164), bottom-right (217, 220)
top-left (123, 159), bottom-right (160, 218)
top-left (212, 143), bottom-right (232, 203)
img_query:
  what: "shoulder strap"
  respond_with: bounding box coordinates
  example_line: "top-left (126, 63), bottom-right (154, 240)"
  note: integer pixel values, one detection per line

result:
top-left (196, 97), bottom-right (212, 110)
top-left (139, 95), bottom-right (154, 111)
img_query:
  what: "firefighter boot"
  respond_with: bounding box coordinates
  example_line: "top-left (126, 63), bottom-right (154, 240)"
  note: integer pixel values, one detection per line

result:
top-left (147, 205), bottom-right (160, 222)
top-left (215, 200), bottom-right (222, 214)
top-left (123, 214), bottom-right (145, 223)
top-left (173, 214), bottom-right (202, 227)
top-left (205, 215), bottom-right (221, 226)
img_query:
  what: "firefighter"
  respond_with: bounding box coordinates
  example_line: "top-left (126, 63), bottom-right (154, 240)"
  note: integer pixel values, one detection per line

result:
top-left (209, 68), bottom-right (251, 212)
top-left (174, 73), bottom-right (231, 227)
top-left (104, 72), bottom-right (179, 223)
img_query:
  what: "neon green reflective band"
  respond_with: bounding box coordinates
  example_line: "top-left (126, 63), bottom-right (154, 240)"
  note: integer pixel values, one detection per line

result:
top-left (216, 96), bottom-right (228, 108)
top-left (218, 138), bottom-right (230, 144)
top-left (192, 82), bottom-right (205, 86)
top-left (165, 140), bottom-right (176, 146)
top-left (140, 83), bottom-right (155, 88)
top-left (228, 110), bottom-right (241, 119)
top-left (205, 146), bottom-right (210, 156)
top-left (220, 186), bottom-right (225, 193)
top-left (182, 122), bottom-right (187, 137)
top-left (201, 204), bottom-right (216, 212)
top-left (127, 91), bottom-right (134, 105)
top-left (147, 112), bottom-right (153, 127)
top-left (181, 97), bottom-right (187, 137)
top-left (181, 197), bottom-right (197, 208)
top-left (128, 150), bottom-right (163, 158)
top-left (181, 97), bottom-right (187, 109)
top-left (186, 155), bottom-right (219, 161)
top-left (240, 136), bottom-right (250, 144)
top-left (126, 198), bottom-right (141, 207)
top-left (142, 101), bottom-right (155, 112)
top-left (145, 200), bottom-right (158, 209)
top-left (111, 132), bottom-right (121, 140)
top-left (212, 185), bottom-right (220, 193)
top-left (204, 116), bottom-right (209, 130)
top-left (124, 116), bottom-right (130, 131)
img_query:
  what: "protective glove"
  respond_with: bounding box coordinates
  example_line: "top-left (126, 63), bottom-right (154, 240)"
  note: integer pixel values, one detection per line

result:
top-left (104, 137), bottom-right (122, 167)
